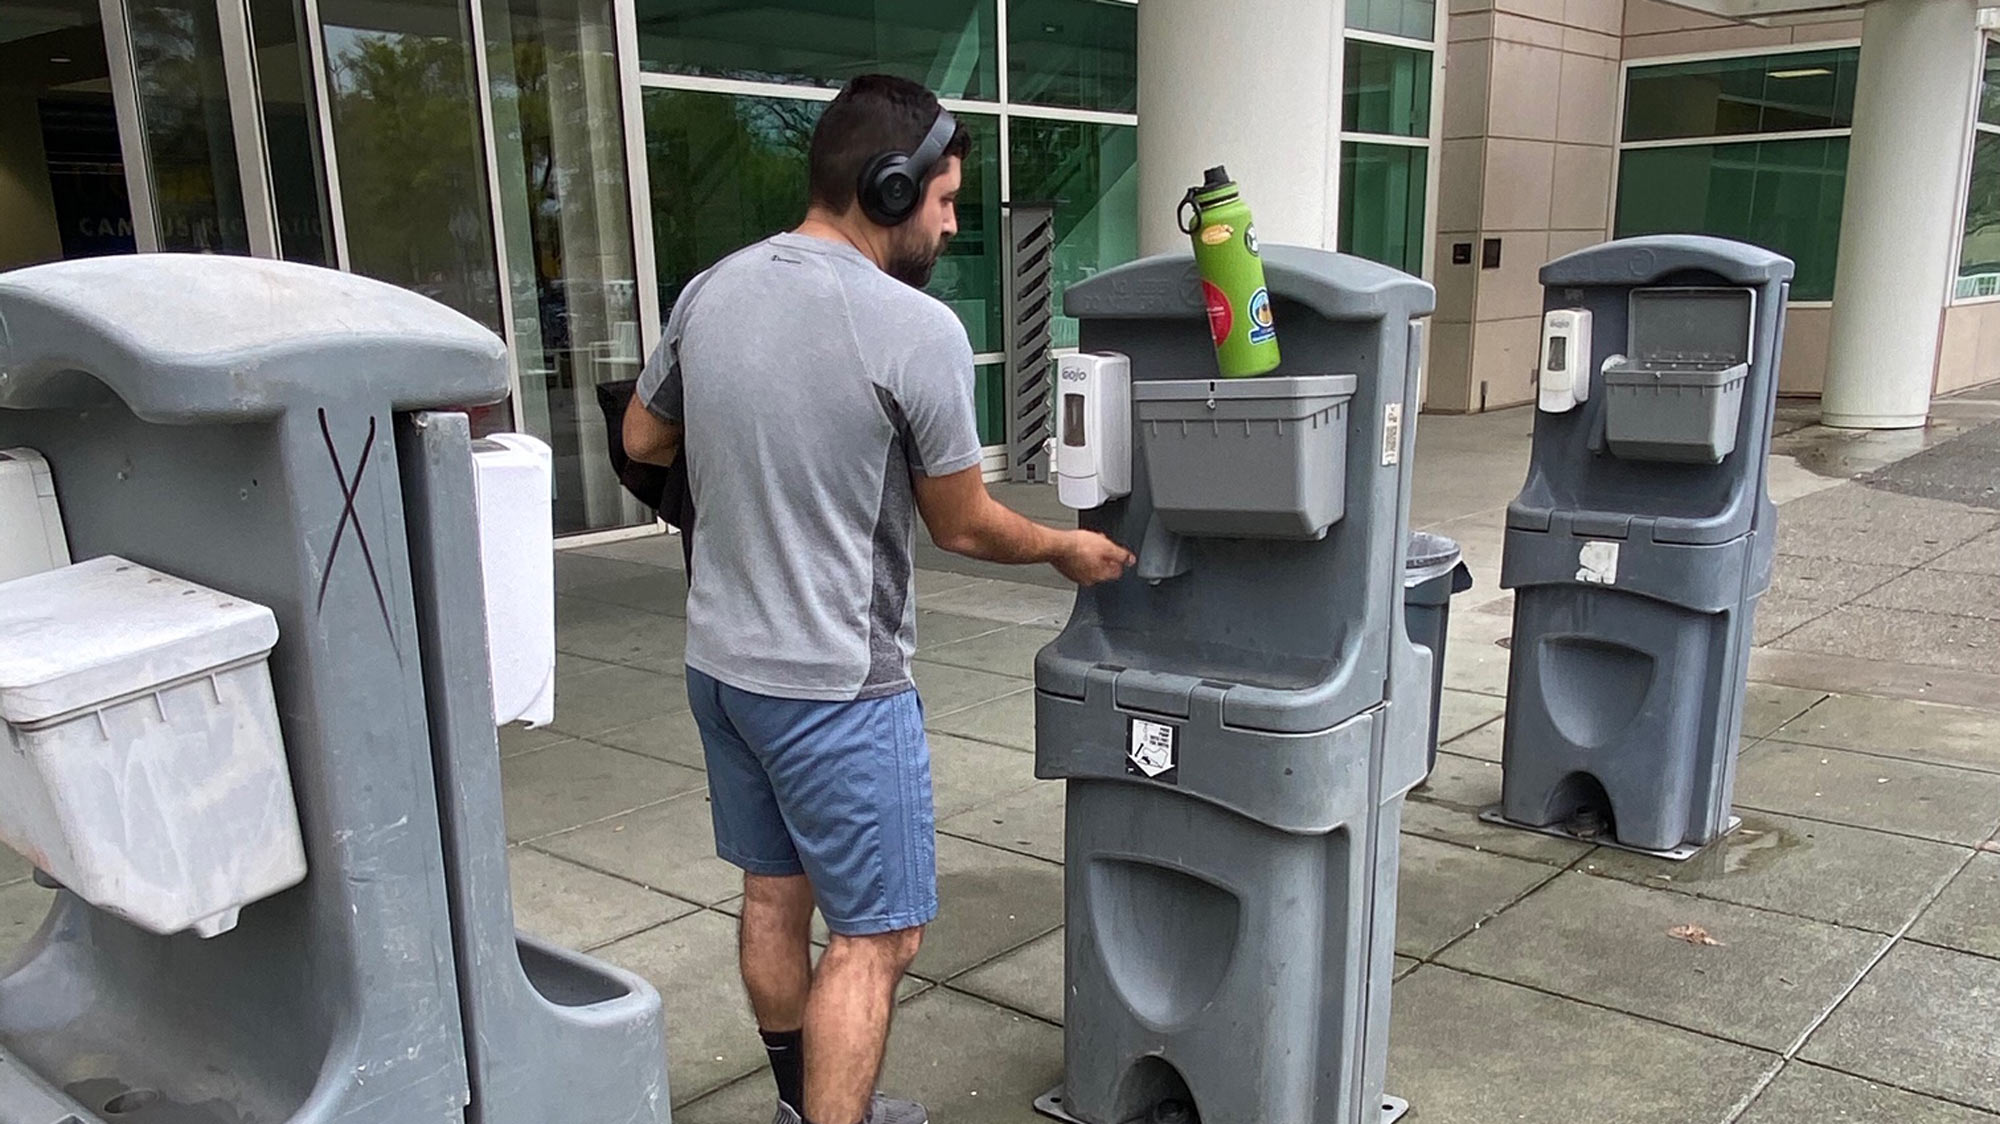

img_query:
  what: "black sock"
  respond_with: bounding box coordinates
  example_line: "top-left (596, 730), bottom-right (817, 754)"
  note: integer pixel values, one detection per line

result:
top-left (759, 1027), bottom-right (804, 1111)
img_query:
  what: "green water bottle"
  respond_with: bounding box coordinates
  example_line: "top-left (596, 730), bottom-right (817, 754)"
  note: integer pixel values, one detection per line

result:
top-left (1178, 165), bottom-right (1280, 378)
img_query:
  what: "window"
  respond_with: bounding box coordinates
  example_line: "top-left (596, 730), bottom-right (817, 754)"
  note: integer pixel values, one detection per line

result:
top-left (320, 0), bottom-right (503, 331)
top-left (928, 111), bottom-right (1003, 355)
top-left (1347, 0), bottom-right (1436, 43)
top-left (1623, 48), bottom-right (1858, 143)
top-left (634, 0), bottom-right (998, 101)
top-left (1616, 138), bottom-right (1847, 301)
top-left (127, 0), bottom-right (251, 253)
top-left (485, 0), bottom-right (646, 533)
top-left (1344, 39), bottom-right (1430, 138)
top-left (1009, 118), bottom-right (1138, 350)
top-left (1338, 39), bottom-right (1432, 275)
top-left (1340, 142), bottom-right (1427, 276)
top-left (247, 0), bottom-right (334, 265)
top-left (1615, 48), bottom-right (1860, 302)
top-left (1958, 41), bottom-right (2000, 300)
top-left (636, 2), bottom-right (1138, 466)
top-left (1008, 0), bottom-right (1138, 112)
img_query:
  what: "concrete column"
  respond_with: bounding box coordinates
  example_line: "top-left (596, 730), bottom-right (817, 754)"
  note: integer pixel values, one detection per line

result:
top-left (1136, 0), bottom-right (1343, 256)
top-left (1822, 0), bottom-right (1982, 428)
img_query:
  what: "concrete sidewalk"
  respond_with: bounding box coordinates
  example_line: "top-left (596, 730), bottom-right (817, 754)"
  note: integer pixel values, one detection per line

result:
top-left (4, 394), bottom-right (1996, 1123)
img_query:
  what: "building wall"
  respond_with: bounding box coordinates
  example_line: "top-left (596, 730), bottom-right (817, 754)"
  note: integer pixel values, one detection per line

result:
top-left (1938, 300), bottom-right (2000, 395)
top-left (1429, 0), bottom-right (1623, 413)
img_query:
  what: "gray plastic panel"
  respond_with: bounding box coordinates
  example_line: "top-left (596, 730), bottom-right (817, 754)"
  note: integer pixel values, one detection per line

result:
top-left (400, 413), bottom-right (670, 1124)
top-left (0, 256), bottom-right (507, 421)
top-left (1540, 234), bottom-right (1793, 289)
top-left (1134, 375), bottom-right (1357, 539)
top-left (1500, 583), bottom-right (1756, 851)
top-left (1066, 247), bottom-right (1436, 325)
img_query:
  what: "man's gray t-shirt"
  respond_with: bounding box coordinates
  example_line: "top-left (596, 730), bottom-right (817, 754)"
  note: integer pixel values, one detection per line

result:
top-left (636, 232), bottom-right (983, 701)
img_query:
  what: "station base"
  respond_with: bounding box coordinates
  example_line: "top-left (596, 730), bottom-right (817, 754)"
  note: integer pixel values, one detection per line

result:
top-left (1033, 1086), bottom-right (1410, 1123)
top-left (1477, 807), bottom-right (1743, 861)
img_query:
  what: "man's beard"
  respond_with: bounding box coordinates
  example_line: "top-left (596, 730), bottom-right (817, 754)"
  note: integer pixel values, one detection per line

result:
top-left (886, 232), bottom-right (949, 289)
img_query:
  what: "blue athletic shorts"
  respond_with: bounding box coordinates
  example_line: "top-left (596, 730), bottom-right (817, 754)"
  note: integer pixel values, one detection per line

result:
top-left (686, 667), bottom-right (938, 936)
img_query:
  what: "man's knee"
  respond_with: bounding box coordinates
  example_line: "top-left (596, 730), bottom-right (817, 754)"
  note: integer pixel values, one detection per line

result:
top-left (828, 924), bottom-right (923, 971)
top-left (743, 873), bottom-right (815, 928)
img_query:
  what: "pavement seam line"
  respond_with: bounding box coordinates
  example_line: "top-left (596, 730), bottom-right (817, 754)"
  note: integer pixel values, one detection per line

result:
top-left (1417, 961), bottom-right (1787, 1058)
top-left (1760, 735), bottom-right (2000, 776)
top-left (1715, 837), bottom-right (1986, 1124)
top-left (1415, 846), bottom-right (1597, 964)
top-left (519, 832), bottom-right (724, 910)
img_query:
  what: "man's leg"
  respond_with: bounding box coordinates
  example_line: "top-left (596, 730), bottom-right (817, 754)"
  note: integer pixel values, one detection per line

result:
top-left (729, 684), bottom-right (938, 1124)
top-left (801, 926), bottom-right (923, 1124)
top-left (741, 872), bottom-right (815, 1111)
top-left (686, 669), bottom-right (813, 1113)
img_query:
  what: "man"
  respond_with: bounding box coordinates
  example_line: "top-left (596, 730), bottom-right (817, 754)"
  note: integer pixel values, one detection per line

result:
top-left (621, 75), bottom-right (1134, 1124)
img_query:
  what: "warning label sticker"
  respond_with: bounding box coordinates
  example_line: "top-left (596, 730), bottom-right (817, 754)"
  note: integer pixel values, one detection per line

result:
top-left (1127, 719), bottom-right (1180, 784)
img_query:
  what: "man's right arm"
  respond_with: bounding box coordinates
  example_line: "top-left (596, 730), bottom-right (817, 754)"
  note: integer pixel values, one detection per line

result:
top-left (913, 466), bottom-right (1133, 585)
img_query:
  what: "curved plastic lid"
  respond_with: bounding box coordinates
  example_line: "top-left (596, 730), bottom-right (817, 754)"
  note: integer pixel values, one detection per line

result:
top-left (1406, 531), bottom-right (1463, 585)
top-left (0, 556), bottom-right (279, 727)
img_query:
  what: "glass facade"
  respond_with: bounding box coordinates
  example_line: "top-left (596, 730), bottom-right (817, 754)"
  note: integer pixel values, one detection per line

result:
top-left (1348, 0), bottom-right (1436, 42)
top-left (248, 0), bottom-right (335, 265)
top-left (634, 0), bottom-right (998, 100)
top-left (1616, 138), bottom-right (1848, 301)
top-left (1622, 48), bottom-right (1859, 143)
top-left (485, 0), bottom-right (647, 533)
top-left (1617, 49), bottom-right (1861, 303)
top-left (1008, 0), bottom-right (1138, 112)
top-left (1960, 42), bottom-right (2000, 300)
top-left (18, 0), bottom-right (1141, 534)
top-left (638, 0), bottom-right (1139, 459)
top-left (1009, 117), bottom-right (1138, 350)
top-left (319, 0), bottom-right (504, 332)
top-left (0, 0), bottom-right (133, 270)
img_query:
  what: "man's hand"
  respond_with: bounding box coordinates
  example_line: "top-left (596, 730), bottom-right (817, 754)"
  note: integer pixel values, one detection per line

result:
top-left (1054, 530), bottom-right (1135, 586)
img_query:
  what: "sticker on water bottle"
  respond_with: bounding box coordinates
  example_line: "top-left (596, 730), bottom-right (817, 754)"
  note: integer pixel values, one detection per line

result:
top-left (1127, 719), bottom-right (1180, 784)
top-left (1247, 288), bottom-right (1276, 345)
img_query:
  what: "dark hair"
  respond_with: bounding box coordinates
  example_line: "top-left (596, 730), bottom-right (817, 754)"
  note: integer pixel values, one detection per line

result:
top-left (808, 74), bottom-right (971, 215)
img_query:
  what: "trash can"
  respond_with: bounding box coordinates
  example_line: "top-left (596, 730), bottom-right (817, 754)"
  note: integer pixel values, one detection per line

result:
top-left (1404, 532), bottom-right (1473, 779)
top-left (1034, 246), bottom-right (1434, 1124)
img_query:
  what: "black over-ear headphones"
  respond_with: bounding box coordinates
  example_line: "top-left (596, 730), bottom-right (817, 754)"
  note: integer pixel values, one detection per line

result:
top-left (857, 106), bottom-right (959, 227)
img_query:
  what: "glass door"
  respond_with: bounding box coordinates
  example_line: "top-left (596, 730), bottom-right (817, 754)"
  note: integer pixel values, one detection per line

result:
top-left (99, 0), bottom-right (313, 257)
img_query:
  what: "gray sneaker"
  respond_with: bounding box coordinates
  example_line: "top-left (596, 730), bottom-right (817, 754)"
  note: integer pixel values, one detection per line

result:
top-left (865, 1094), bottom-right (929, 1124)
top-left (770, 1094), bottom-right (929, 1124)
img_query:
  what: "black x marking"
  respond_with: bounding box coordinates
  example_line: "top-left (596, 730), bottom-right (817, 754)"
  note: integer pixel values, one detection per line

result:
top-left (316, 408), bottom-right (399, 657)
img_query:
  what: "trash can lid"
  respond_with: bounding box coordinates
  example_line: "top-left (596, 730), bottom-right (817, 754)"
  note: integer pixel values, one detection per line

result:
top-left (1405, 531), bottom-right (1463, 587)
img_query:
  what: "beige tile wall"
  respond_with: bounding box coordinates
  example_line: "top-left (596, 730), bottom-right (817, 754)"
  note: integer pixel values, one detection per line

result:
top-left (1937, 302), bottom-right (2000, 395)
top-left (1428, 0), bottom-right (1622, 412)
top-left (1423, 0), bottom-right (1874, 412)
top-left (1776, 306), bottom-right (1834, 397)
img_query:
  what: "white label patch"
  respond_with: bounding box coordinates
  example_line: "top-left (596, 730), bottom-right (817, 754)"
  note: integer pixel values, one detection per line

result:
top-left (1382, 402), bottom-right (1403, 466)
top-left (1127, 719), bottom-right (1179, 781)
top-left (1576, 540), bottom-right (1620, 585)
